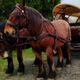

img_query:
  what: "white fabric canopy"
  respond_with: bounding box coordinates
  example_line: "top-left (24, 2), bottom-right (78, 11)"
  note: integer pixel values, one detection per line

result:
top-left (61, 0), bottom-right (80, 8)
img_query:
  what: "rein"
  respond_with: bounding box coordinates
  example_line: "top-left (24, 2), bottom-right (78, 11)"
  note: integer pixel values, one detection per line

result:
top-left (6, 20), bottom-right (19, 30)
top-left (0, 36), bottom-right (12, 52)
top-left (7, 20), bottom-right (16, 27)
top-left (0, 38), bottom-right (6, 51)
top-left (6, 20), bottom-right (68, 44)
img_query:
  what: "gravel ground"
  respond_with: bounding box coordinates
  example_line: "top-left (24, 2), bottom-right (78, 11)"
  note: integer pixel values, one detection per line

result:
top-left (1, 51), bottom-right (80, 80)
top-left (56, 51), bottom-right (80, 80)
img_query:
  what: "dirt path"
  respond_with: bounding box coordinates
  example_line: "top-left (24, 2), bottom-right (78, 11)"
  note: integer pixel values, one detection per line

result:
top-left (1, 51), bottom-right (80, 80)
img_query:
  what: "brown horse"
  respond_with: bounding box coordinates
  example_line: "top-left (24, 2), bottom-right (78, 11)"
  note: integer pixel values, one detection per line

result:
top-left (4, 3), bottom-right (71, 79)
top-left (0, 22), bottom-right (31, 74)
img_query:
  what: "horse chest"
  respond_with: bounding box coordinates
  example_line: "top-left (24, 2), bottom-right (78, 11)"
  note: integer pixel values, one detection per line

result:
top-left (31, 37), bottom-right (54, 51)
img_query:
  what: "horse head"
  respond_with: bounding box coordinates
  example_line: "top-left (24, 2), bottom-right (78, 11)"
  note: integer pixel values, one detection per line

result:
top-left (4, 1), bottom-right (44, 37)
top-left (4, 3), bottom-right (29, 37)
top-left (0, 22), bottom-right (11, 58)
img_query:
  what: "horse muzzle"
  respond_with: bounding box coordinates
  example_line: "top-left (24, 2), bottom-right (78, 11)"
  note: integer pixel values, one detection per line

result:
top-left (4, 25), bottom-right (16, 37)
top-left (3, 51), bottom-right (9, 58)
top-left (0, 51), bottom-right (9, 58)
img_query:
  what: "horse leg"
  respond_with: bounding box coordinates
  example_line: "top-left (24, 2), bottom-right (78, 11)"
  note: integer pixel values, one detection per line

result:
top-left (65, 43), bottom-right (71, 66)
top-left (46, 47), bottom-right (56, 79)
top-left (6, 56), bottom-right (14, 74)
top-left (32, 49), bottom-right (47, 79)
top-left (16, 47), bottom-right (24, 73)
top-left (33, 56), bottom-right (41, 66)
top-left (56, 47), bottom-right (63, 70)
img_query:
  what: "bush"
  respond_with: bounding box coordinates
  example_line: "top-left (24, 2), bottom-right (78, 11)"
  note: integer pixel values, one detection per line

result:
top-left (0, 0), bottom-right (60, 20)
top-left (27, 0), bottom-right (60, 20)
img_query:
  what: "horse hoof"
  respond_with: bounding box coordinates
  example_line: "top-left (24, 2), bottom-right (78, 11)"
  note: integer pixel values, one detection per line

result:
top-left (5, 69), bottom-right (14, 74)
top-left (17, 72), bottom-right (24, 75)
top-left (18, 67), bottom-right (25, 74)
top-left (56, 62), bottom-right (63, 71)
top-left (56, 77), bottom-right (64, 80)
top-left (36, 77), bottom-right (44, 80)
top-left (37, 71), bottom-right (47, 79)
top-left (18, 70), bottom-right (24, 73)
top-left (48, 71), bottom-right (56, 79)
top-left (32, 63), bottom-right (38, 67)
top-left (47, 78), bottom-right (55, 80)
top-left (17, 69), bottom-right (24, 75)
top-left (66, 64), bottom-right (71, 68)
top-left (56, 67), bottom-right (62, 71)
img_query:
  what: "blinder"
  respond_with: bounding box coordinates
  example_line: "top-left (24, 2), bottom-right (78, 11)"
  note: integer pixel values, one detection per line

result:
top-left (16, 11), bottom-right (26, 19)
top-left (6, 20), bottom-right (19, 30)
top-left (5, 6), bottom-right (30, 42)
top-left (6, 11), bottom-right (27, 30)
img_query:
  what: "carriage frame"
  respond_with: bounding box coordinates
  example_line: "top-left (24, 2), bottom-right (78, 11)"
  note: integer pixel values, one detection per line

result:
top-left (52, 3), bottom-right (80, 50)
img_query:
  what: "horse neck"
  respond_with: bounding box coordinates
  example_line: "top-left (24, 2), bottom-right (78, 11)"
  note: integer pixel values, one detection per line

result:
top-left (26, 7), bottom-right (45, 36)
top-left (28, 18), bottom-right (43, 36)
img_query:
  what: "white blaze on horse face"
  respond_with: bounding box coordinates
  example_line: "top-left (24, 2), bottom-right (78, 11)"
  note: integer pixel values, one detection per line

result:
top-left (4, 25), bottom-right (16, 35)
top-left (3, 51), bottom-right (8, 58)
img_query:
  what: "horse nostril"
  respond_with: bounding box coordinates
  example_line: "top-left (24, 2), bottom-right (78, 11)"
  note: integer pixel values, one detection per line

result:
top-left (6, 32), bottom-right (9, 35)
top-left (12, 30), bottom-right (16, 34)
top-left (4, 29), bottom-right (15, 36)
top-left (4, 29), bottom-right (10, 35)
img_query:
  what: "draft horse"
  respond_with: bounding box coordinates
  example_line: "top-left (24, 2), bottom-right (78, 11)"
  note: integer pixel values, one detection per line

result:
top-left (0, 21), bottom-right (31, 74)
top-left (4, 3), bottom-right (71, 79)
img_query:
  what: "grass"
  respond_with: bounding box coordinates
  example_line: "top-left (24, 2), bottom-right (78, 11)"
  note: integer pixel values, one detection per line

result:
top-left (11, 48), bottom-right (47, 60)
top-left (11, 48), bottom-right (34, 58)
top-left (22, 48), bottom-right (35, 59)
top-left (0, 48), bottom-right (35, 80)
top-left (0, 47), bottom-right (46, 69)
top-left (0, 48), bottom-right (34, 68)
top-left (0, 48), bottom-right (47, 80)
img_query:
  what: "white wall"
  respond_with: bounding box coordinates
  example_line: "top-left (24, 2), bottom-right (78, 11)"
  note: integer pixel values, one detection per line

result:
top-left (61, 0), bottom-right (80, 8)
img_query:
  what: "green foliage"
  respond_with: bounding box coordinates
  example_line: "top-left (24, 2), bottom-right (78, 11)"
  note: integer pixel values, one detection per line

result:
top-left (54, 0), bottom-right (60, 6)
top-left (0, 0), bottom-right (15, 19)
top-left (27, 0), bottom-right (60, 19)
top-left (0, 0), bottom-right (60, 20)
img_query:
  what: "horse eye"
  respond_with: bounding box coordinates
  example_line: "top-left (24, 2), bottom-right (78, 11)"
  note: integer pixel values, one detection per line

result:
top-left (16, 12), bottom-right (24, 19)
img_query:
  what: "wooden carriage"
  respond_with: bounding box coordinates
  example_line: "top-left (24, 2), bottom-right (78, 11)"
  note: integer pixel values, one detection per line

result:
top-left (52, 4), bottom-right (80, 50)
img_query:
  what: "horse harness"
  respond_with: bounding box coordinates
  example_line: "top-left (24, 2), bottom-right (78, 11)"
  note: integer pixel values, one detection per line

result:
top-left (0, 33), bottom-right (11, 52)
top-left (5, 6), bottom-right (71, 50)
top-left (6, 21), bottom-right (70, 55)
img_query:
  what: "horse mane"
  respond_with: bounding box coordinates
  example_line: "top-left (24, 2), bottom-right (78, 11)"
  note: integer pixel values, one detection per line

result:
top-left (25, 6), bottom-right (47, 21)
top-left (9, 3), bottom-right (49, 36)
top-left (14, 3), bottom-right (47, 21)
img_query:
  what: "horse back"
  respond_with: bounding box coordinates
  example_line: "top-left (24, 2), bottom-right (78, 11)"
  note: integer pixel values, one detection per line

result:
top-left (51, 20), bottom-right (71, 41)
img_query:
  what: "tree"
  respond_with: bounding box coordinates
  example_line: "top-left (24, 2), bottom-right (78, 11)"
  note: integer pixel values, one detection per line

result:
top-left (27, 0), bottom-right (60, 19)
top-left (0, 0), bottom-right (60, 20)
top-left (0, 0), bottom-right (15, 20)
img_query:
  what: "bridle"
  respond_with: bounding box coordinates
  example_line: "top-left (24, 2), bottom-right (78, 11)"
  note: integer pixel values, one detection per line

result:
top-left (4, 6), bottom-right (31, 47)
top-left (6, 4), bottom-right (28, 30)
top-left (6, 20), bottom-right (19, 30)
top-left (0, 34), bottom-right (13, 52)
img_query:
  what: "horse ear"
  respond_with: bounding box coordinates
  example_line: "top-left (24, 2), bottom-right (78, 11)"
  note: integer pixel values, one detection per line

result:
top-left (22, 0), bottom-right (25, 7)
top-left (21, 0), bottom-right (25, 13)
